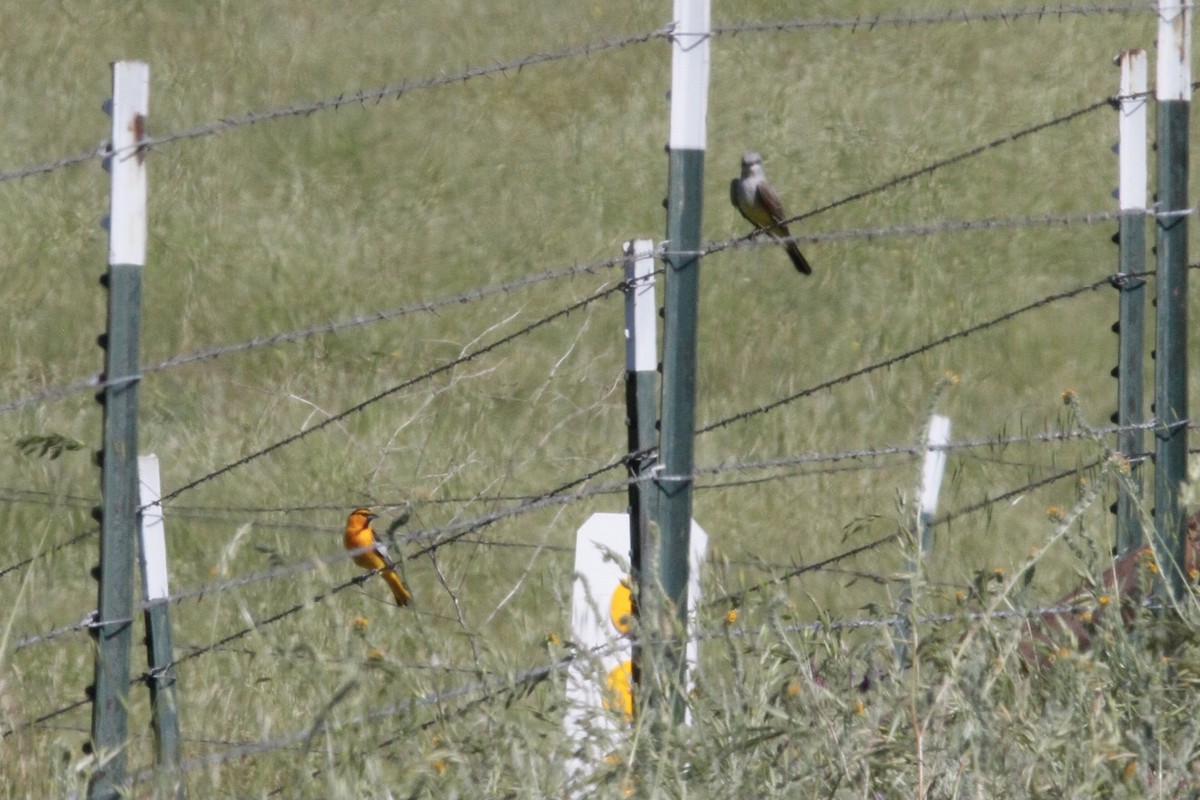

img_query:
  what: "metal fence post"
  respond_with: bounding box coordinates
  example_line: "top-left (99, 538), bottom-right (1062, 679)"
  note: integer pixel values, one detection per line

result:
top-left (137, 454), bottom-right (184, 798)
top-left (88, 60), bottom-right (149, 800)
top-left (1152, 2), bottom-right (1191, 601)
top-left (651, 0), bottom-right (710, 728)
top-left (1112, 49), bottom-right (1148, 554)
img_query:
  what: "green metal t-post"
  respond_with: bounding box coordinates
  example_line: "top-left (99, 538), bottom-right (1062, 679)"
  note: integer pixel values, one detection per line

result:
top-left (653, 149), bottom-right (703, 722)
top-left (89, 61), bottom-right (150, 800)
top-left (1113, 49), bottom-right (1148, 555)
top-left (1152, 2), bottom-right (1190, 602)
top-left (650, 0), bottom-right (709, 727)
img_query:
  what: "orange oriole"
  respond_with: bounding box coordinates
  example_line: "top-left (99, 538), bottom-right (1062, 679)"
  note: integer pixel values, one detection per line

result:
top-left (344, 508), bottom-right (412, 606)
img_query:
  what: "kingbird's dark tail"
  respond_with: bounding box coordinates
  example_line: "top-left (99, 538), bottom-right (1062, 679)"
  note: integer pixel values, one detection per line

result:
top-left (785, 242), bottom-right (812, 275)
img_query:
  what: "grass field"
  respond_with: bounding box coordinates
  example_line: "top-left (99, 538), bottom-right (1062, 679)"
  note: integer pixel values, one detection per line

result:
top-left (3, 1), bottom-right (1200, 797)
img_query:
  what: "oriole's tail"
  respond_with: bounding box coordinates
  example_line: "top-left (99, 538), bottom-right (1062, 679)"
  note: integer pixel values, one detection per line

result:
top-left (381, 568), bottom-right (412, 606)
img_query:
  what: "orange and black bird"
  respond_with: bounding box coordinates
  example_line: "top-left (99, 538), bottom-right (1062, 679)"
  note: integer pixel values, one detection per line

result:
top-left (730, 151), bottom-right (812, 275)
top-left (344, 508), bottom-right (412, 606)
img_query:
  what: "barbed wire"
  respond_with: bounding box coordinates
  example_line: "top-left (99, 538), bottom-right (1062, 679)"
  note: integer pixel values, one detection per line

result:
top-left (0, 423), bottom-right (1181, 638)
top-left (1, 201), bottom-right (1172, 430)
top-left (696, 209), bottom-right (1129, 259)
top-left (129, 646), bottom-right (583, 789)
top-left (9, 531), bottom-right (428, 655)
top-left (0, 75), bottom-right (1177, 434)
top-left (9, 523), bottom-right (559, 652)
top-left (9, 516), bottom-right (1177, 749)
top-left (6, 418), bottom-right (1176, 650)
top-left (690, 421), bottom-right (1172, 481)
top-left (0, 486), bottom-right (96, 509)
top-left (710, 530), bottom-right (904, 610)
top-left (7, 553), bottom-right (321, 652)
top-left (3, 270), bottom-right (1186, 656)
top-left (761, 598), bottom-right (1149, 638)
top-left (6, 422), bottom-right (1182, 680)
top-left (0, 148), bottom-right (105, 185)
top-left (713, 4), bottom-right (1153, 35)
top-left (932, 455), bottom-right (1117, 528)
top-left (0, 3), bottom-right (1150, 188)
top-left (0, 82), bottom-right (1157, 429)
top-left (714, 446), bottom-right (1170, 610)
top-left (697, 457), bottom-right (918, 492)
top-left (698, 271), bottom-right (1128, 435)
top-left (780, 95), bottom-right (1118, 231)
top-left (0, 558), bottom-right (385, 739)
top-left (0, 27), bottom-right (674, 186)
top-left (0, 441), bottom-right (986, 526)
top-left (0, 256), bottom-right (632, 419)
top-left (125, 587), bottom-right (1145, 785)
top-left (7, 566), bottom-right (1157, 744)
top-left (1, 201), bottom-right (1126, 425)
top-left (144, 261), bottom-right (1197, 524)
top-left (8, 614), bottom-right (99, 652)
top-left (0, 529), bottom-right (95, 579)
top-left (152, 280), bottom-right (624, 509)
top-left (140, 427), bottom-right (1164, 519)
top-left (10, 577), bottom-right (1139, 751)
top-left (385, 418), bottom-right (1110, 561)
top-left (8, 449), bottom-right (638, 660)
top-left (651, 207), bottom-right (1146, 276)
top-left (1, 242), bottom-right (1174, 610)
top-left (697, 260), bottom-right (1193, 439)
top-left (1, 698), bottom-right (92, 740)
top-left (53, 425), bottom-right (1190, 637)
top-left (3, 430), bottom-right (1173, 738)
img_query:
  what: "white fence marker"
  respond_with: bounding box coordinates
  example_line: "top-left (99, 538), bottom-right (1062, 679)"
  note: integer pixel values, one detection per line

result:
top-left (136, 454), bottom-right (183, 789)
top-left (137, 455), bottom-right (169, 601)
top-left (565, 512), bottom-right (706, 788)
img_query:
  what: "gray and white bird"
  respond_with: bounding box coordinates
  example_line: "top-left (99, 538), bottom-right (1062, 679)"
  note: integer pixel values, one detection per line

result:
top-left (730, 151), bottom-right (812, 275)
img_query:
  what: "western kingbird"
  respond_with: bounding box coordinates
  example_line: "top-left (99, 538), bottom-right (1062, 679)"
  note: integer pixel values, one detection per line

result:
top-left (730, 151), bottom-right (812, 275)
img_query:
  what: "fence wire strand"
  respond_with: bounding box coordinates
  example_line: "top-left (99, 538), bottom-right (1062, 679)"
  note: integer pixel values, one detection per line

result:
top-left (699, 272), bottom-right (1124, 434)
top-left (713, 4), bottom-right (1153, 35)
top-left (0, 4), bottom-right (1149, 186)
top-left (1, 265), bottom-right (1184, 596)
top-left (0, 256), bottom-right (630, 418)
top-left (0, 27), bottom-right (674, 186)
top-left (124, 588), bottom-right (1146, 784)
top-left (10, 419), bottom-right (1174, 654)
top-left (5, 427), bottom-right (1182, 740)
top-left (153, 280), bottom-right (624, 508)
top-left (0, 208), bottom-right (1149, 424)
top-left (781, 95), bottom-right (1118, 230)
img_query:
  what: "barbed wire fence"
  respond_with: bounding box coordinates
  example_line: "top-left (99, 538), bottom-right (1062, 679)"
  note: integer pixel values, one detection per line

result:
top-left (7, 411), bottom-right (1188, 742)
top-left (1, 3), bottom-right (1191, 791)
top-left (0, 4), bottom-right (1155, 188)
top-left (0, 206), bottom-right (1133, 423)
top-left (2, 259), bottom-right (1186, 648)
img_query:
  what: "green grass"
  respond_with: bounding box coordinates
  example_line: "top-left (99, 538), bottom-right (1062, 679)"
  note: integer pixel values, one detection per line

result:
top-left (2, 1), bottom-right (1200, 797)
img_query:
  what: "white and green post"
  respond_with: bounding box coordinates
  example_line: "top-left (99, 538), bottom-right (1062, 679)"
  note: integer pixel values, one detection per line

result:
top-left (648, 0), bottom-right (710, 727)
